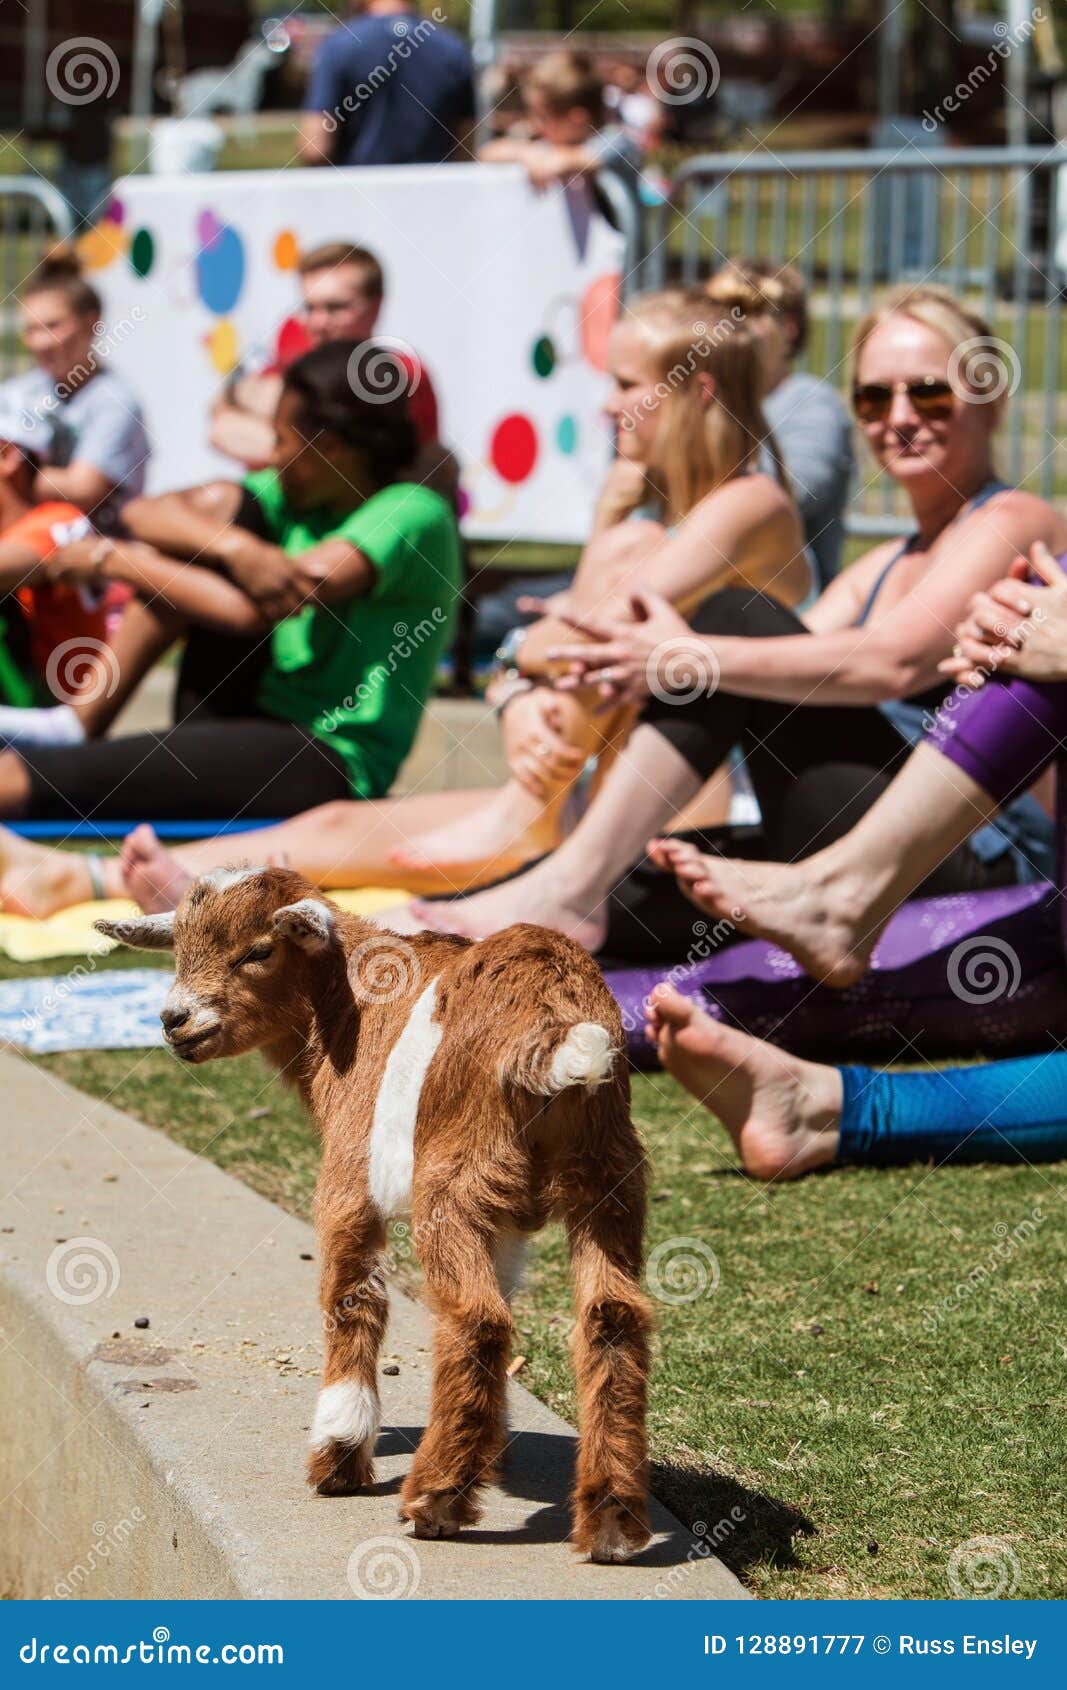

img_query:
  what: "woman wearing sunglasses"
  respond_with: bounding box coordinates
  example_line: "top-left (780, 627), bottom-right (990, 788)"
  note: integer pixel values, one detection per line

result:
top-left (397, 283), bottom-right (1066, 952)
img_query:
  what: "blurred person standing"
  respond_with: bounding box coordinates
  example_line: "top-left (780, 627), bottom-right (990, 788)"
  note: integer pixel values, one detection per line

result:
top-left (299, 1), bottom-right (476, 167)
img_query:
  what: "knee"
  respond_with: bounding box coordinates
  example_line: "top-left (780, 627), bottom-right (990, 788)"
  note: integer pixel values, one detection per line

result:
top-left (315, 799), bottom-right (354, 837)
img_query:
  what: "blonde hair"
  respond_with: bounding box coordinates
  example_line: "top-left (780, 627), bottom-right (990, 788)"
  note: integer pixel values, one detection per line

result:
top-left (622, 282), bottom-right (790, 526)
top-left (852, 283), bottom-right (1004, 396)
top-left (711, 257), bottom-right (809, 355)
top-left (525, 50), bottom-right (603, 120)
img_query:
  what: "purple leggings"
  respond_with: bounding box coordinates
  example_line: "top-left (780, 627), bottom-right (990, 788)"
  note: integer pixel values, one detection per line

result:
top-left (927, 673), bottom-right (1067, 813)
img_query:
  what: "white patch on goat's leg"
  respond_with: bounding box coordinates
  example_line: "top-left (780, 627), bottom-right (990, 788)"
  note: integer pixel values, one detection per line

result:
top-left (368, 979), bottom-right (442, 1216)
top-left (309, 1380), bottom-right (381, 1453)
top-left (492, 1232), bottom-right (528, 1302)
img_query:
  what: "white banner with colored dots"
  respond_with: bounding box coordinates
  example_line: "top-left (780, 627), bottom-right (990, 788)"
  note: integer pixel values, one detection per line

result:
top-left (82, 163), bottom-right (625, 543)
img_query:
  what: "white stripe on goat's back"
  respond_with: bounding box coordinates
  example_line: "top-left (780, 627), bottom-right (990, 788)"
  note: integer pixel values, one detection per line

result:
top-left (368, 978), bottom-right (442, 1216)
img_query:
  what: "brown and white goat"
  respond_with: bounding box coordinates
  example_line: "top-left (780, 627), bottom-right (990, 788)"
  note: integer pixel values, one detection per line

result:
top-left (98, 868), bottom-right (652, 1562)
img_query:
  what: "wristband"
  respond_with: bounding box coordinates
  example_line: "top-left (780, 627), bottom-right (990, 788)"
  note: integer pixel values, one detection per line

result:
top-left (492, 675), bottom-right (534, 720)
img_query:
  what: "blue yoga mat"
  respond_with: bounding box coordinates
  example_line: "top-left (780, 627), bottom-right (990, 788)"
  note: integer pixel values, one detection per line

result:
top-left (8, 819), bottom-right (281, 841)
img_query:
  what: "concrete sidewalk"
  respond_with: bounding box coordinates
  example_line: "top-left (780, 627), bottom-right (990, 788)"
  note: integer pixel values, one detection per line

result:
top-left (0, 1054), bottom-right (747, 1601)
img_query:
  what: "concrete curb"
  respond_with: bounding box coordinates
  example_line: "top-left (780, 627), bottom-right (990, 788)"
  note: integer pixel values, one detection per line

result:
top-left (0, 1054), bottom-right (748, 1601)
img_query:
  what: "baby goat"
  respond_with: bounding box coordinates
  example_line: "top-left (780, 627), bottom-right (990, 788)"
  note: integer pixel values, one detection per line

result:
top-left (98, 868), bottom-right (652, 1563)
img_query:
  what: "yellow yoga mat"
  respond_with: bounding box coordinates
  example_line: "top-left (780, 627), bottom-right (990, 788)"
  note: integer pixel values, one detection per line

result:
top-left (0, 887), bottom-right (411, 963)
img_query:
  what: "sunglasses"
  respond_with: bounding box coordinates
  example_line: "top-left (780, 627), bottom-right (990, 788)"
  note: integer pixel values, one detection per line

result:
top-left (851, 377), bottom-right (956, 424)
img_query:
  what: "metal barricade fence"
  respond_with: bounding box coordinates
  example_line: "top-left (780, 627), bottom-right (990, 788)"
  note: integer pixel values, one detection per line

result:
top-left (0, 177), bottom-right (73, 381)
top-left (644, 145), bottom-right (1067, 536)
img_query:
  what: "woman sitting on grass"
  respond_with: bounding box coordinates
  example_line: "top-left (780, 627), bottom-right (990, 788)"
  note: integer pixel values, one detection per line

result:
top-left (0, 284), bottom-right (811, 913)
top-left (0, 342), bottom-right (461, 826)
top-left (384, 284), bottom-right (1066, 952)
top-left (642, 538), bottom-right (1067, 1178)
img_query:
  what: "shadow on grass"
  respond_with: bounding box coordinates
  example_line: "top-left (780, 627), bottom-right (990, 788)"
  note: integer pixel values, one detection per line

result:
top-left (651, 1461), bottom-right (817, 1580)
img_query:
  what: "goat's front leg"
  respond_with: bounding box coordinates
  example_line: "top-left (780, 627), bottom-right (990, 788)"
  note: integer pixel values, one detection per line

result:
top-left (308, 1179), bottom-right (389, 1497)
top-left (399, 1196), bottom-right (513, 1539)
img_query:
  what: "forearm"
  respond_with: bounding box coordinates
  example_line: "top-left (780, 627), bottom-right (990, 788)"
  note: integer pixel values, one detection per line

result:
top-left (708, 628), bottom-right (934, 705)
top-left (208, 403), bottom-right (275, 469)
top-left (0, 544), bottom-right (46, 593)
top-left (104, 544), bottom-right (269, 635)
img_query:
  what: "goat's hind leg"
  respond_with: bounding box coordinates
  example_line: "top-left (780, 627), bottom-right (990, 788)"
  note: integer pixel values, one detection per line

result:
top-left (565, 1110), bottom-right (653, 1563)
top-left (399, 1195), bottom-right (514, 1539)
top-left (308, 1186), bottom-right (389, 1496)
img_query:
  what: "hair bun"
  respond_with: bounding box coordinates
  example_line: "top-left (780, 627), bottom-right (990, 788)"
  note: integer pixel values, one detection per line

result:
top-left (27, 243), bottom-right (85, 287)
top-left (704, 268), bottom-right (782, 317)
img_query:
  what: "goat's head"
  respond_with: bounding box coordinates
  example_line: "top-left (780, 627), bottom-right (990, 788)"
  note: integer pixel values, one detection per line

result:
top-left (95, 867), bottom-right (340, 1064)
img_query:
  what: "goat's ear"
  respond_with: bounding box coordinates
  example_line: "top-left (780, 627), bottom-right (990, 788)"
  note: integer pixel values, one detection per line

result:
top-left (272, 898), bottom-right (335, 953)
top-left (94, 912), bottom-right (176, 951)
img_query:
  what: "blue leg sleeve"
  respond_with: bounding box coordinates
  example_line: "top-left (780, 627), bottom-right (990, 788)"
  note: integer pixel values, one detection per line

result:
top-left (837, 1054), bottom-right (1067, 1166)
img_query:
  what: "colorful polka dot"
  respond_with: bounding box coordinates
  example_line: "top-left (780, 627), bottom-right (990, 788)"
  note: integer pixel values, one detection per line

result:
top-left (275, 314), bottom-right (311, 368)
top-left (580, 272), bottom-right (621, 373)
top-left (130, 228), bottom-right (154, 277)
top-left (490, 414), bottom-right (538, 484)
top-left (196, 209), bottom-right (225, 253)
top-left (273, 229), bottom-right (300, 270)
top-left (77, 220), bottom-right (129, 271)
top-left (531, 335), bottom-right (556, 378)
top-left (195, 222), bottom-right (245, 316)
top-left (556, 414), bottom-right (579, 455)
top-left (205, 318), bottom-right (240, 375)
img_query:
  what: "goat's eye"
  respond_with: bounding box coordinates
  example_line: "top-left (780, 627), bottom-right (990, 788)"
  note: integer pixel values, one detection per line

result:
top-left (236, 942), bottom-right (274, 968)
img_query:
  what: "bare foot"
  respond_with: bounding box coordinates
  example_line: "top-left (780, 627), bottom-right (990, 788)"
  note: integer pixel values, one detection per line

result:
top-left (647, 837), bottom-right (884, 989)
top-left (410, 860), bottom-right (607, 949)
top-left (646, 984), bottom-right (841, 1181)
top-left (386, 789), bottom-right (563, 892)
top-left (121, 825), bottom-right (192, 915)
top-left (0, 826), bottom-right (98, 918)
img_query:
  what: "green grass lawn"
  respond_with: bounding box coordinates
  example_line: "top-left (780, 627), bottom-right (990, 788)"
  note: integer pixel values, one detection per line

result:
top-left (10, 941), bottom-right (1065, 1600)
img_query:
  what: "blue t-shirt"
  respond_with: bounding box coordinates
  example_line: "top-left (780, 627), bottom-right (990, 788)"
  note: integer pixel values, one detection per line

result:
top-left (305, 13), bottom-right (475, 166)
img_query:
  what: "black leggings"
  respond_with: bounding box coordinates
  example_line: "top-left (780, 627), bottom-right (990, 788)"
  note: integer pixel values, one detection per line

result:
top-left (600, 588), bottom-right (1017, 963)
top-left (20, 718), bottom-right (350, 822)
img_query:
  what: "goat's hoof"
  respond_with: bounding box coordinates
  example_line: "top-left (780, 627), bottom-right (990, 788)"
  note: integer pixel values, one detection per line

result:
top-left (308, 1440), bottom-right (374, 1496)
top-left (577, 1498), bottom-right (652, 1564)
top-left (399, 1486), bottom-right (481, 1539)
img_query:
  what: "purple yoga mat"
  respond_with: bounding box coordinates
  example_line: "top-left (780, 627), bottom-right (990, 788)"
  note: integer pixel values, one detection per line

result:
top-left (605, 881), bottom-right (1067, 1068)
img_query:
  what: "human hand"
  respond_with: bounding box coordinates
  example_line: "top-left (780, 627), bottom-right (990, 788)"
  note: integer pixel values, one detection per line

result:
top-left (546, 590), bottom-right (706, 707)
top-left (939, 541), bottom-right (1067, 688)
top-left (503, 685), bottom-right (587, 799)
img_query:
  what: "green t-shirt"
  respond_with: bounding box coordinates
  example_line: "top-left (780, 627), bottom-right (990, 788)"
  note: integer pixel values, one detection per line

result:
top-left (247, 472), bottom-right (461, 798)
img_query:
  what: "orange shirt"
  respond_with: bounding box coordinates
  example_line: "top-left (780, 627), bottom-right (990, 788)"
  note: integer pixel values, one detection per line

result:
top-left (2, 502), bottom-right (108, 678)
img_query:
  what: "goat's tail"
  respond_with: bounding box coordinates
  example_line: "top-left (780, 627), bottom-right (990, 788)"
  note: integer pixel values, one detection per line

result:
top-left (502, 1020), bottom-right (618, 1097)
